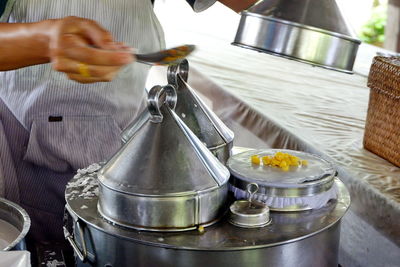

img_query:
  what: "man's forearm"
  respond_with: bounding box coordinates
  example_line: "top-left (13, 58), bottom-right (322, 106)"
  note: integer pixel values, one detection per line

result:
top-left (0, 21), bottom-right (54, 71)
top-left (218, 0), bottom-right (259, 12)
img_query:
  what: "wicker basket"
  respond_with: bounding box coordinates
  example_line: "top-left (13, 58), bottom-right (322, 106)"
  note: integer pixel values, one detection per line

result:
top-left (364, 56), bottom-right (400, 167)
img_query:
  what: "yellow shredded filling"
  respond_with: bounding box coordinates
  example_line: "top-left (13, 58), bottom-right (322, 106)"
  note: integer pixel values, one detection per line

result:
top-left (250, 151), bottom-right (308, 171)
top-left (251, 155), bottom-right (261, 165)
top-left (197, 226), bottom-right (205, 234)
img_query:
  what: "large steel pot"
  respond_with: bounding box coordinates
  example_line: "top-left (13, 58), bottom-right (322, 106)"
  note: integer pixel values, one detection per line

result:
top-left (64, 176), bottom-right (349, 267)
top-left (0, 197), bottom-right (30, 251)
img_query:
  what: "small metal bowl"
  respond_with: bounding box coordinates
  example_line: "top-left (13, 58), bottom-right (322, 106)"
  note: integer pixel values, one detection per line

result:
top-left (229, 183), bottom-right (271, 228)
top-left (229, 199), bottom-right (271, 228)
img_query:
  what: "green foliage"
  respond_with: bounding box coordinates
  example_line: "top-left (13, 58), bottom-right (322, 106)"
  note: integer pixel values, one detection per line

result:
top-left (359, 4), bottom-right (387, 46)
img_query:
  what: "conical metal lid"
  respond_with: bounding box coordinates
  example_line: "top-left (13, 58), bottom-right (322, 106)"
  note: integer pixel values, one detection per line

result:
top-left (233, 0), bottom-right (361, 73)
top-left (97, 85), bottom-right (230, 230)
top-left (99, 84), bottom-right (229, 196)
top-left (248, 0), bottom-right (356, 38)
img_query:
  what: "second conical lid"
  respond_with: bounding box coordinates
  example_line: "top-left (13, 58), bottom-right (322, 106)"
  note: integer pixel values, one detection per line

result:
top-left (248, 0), bottom-right (356, 37)
top-left (167, 60), bottom-right (234, 150)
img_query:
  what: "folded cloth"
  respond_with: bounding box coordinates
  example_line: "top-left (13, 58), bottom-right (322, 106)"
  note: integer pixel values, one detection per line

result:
top-left (229, 183), bottom-right (339, 210)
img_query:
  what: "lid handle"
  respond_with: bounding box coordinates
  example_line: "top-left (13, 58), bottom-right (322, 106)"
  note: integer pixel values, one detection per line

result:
top-left (148, 84), bottom-right (177, 123)
top-left (247, 183), bottom-right (259, 205)
top-left (167, 59), bottom-right (189, 85)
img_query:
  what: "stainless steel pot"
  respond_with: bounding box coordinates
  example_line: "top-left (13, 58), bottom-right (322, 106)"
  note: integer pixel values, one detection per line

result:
top-left (0, 197), bottom-right (30, 251)
top-left (65, 176), bottom-right (350, 267)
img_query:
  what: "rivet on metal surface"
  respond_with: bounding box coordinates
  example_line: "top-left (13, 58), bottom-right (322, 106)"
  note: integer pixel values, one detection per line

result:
top-left (167, 59), bottom-right (189, 85)
top-left (147, 84), bottom-right (177, 123)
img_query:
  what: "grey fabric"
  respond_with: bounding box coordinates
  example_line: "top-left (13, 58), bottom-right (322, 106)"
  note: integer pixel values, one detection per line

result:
top-left (1, 0), bottom-right (217, 20)
top-left (0, 0), bottom-right (165, 242)
top-left (0, 0), bottom-right (16, 22)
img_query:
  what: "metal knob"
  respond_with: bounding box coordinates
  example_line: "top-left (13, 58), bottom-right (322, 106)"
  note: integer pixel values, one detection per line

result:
top-left (247, 183), bottom-right (259, 204)
top-left (167, 59), bottom-right (189, 86)
top-left (148, 84), bottom-right (177, 123)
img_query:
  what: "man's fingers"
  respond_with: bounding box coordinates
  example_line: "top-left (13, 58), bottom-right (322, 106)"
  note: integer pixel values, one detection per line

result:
top-left (62, 17), bottom-right (118, 50)
top-left (49, 16), bottom-right (135, 83)
top-left (66, 73), bottom-right (117, 83)
top-left (65, 46), bottom-right (133, 66)
top-left (52, 57), bottom-right (122, 77)
top-left (56, 34), bottom-right (133, 66)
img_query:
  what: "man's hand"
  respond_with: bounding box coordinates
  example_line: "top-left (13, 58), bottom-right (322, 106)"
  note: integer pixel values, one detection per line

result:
top-left (0, 16), bottom-right (134, 83)
top-left (49, 16), bottom-right (134, 83)
top-left (218, 0), bottom-right (259, 13)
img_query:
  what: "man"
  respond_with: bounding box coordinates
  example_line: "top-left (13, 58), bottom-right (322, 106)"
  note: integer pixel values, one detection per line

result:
top-left (0, 0), bottom-right (258, 247)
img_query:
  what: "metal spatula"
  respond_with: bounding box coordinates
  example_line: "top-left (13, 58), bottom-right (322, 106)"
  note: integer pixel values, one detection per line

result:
top-left (136, 44), bottom-right (195, 65)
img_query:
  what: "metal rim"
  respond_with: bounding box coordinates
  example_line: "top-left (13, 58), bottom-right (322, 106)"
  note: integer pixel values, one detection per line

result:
top-left (229, 174), bottom-right (335, 197)
top-left (228, 217), bottom-right (272, 228)
top-left (97, 202), bottom-right (222, 232)
top-left (98, 174), bottom-right (222, 197)
top-left (231, 42), bottom-right (354, 74)
top-left (0, 197), bottom-right (31, 251)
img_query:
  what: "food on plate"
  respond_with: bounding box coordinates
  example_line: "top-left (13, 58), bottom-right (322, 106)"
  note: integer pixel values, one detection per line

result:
top-left (251, 151), bottom-right (308, 171)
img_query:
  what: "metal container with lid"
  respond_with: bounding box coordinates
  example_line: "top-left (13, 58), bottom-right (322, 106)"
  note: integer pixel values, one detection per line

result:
top-left (122, 60), bottom-right (234, 164)
top-left (229, 183), bottom-right (271, 228)
top-left (232, 0), bottom-right (361, 73)
top-left (228, 149), bottom-right (338, 211)
top-left (97, 84), bottom-right (230, 231)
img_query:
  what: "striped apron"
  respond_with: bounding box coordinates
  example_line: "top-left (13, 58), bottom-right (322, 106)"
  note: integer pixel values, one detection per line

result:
top-left (0, 0), bottom-right (165, 242)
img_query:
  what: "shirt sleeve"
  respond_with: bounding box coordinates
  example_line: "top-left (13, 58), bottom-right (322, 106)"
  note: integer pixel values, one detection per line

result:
top-left (186, 0), bottom-right (217, 12)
